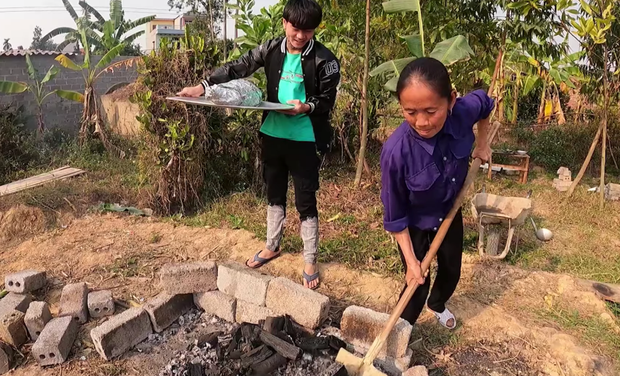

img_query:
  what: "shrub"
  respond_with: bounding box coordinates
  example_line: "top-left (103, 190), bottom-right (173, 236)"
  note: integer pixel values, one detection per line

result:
top-left (0, 104), bottom-right (38, 185)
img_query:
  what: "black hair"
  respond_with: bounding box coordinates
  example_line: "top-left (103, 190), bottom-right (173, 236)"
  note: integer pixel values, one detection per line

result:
top-left (283, 0), bottom-right (323, 30)
top-left (396, 57), bottom-right (452, 101)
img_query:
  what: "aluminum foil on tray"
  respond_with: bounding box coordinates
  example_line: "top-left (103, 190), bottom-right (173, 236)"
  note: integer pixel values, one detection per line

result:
top-left (204, 79), bottom-right (263, 107)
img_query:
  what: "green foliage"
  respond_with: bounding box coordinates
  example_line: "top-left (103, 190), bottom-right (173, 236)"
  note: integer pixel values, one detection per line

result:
top-left (0, 104), bottom-right (37, 185)
top-left (229, 0), bottom-right (286, 55)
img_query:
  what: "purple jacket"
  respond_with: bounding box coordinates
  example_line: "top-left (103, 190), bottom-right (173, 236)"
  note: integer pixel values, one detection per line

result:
top-left (380, 89), bottom-right (494, 232)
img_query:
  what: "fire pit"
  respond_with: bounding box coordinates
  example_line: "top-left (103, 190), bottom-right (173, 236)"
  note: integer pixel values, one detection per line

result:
top-left (160, 314), bottom-right (348, 376)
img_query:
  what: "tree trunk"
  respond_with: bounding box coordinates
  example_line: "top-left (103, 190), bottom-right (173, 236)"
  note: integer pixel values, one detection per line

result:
top-left (37, 106), bottom-right (45, 134)
top-left (208, 0), bottom-right (215, 41)
top-left (511, 81), bottom-right (519, 125)
top-left (223, 0), bottom-right (228, 59)
top-left (354, 0), bottom-right (371, 187)
top-left (600, 44), bottom-right (609, 208)
top-left (498, 65), bottom-right (505, 122)
top-left (537, 81), bottom-right (546, 124)
top-left (566, 121), bottom-right (603, 198)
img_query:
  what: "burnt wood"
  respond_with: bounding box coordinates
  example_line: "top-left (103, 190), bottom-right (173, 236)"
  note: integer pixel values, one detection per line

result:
top-left (259, 330), bottom-right (302, 360)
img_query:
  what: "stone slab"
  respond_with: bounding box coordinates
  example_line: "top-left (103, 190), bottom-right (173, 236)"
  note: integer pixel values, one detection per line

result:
top-left (217, 262), bottom-right (272, 306)
top-left (144, 293), bottom-right (194, 332)
top-left (265, 277), bottom-right (330, 329)
top-left (340, 305), bottom-right (412, 359)
top-left (90, 307), bottom-right (153, 360)
top-left (235, 300), bottom-right (275, 325)
top-left (194, 291), bottom-right (236, 323)
top-left (88, 290), bottom-right (115, 318)
top-left (59, 282), bottom-right (89, 324)
top-left (24, 301), bottom-right (52, 340)
top-left (4, 270), bottom-right (46, 293)
top-left (159, 262), bottom-right (217, 295)
top-left (0, 293), bottom-right (32, 316)
top-left (0, 310), bottom-right (27, 347)
top-left (31, 316), bottom-right (79, 366)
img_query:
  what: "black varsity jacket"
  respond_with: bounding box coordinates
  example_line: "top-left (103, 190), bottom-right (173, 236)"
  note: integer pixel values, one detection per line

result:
top-left (202, 37), bottom-right (341, 153)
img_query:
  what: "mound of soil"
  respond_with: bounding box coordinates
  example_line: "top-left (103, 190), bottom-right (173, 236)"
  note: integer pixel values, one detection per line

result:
top-left (0, 204), bottom-right (47, 241)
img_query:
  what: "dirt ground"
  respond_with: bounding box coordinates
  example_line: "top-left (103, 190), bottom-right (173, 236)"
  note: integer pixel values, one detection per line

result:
top-left (0, 205), bottom-right (617, 376)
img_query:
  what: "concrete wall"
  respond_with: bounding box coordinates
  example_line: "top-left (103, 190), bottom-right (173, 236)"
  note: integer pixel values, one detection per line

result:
top-left (0, 54), bottom-right (138, 133)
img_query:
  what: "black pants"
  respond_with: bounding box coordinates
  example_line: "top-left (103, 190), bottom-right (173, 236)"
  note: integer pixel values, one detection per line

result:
top-left (261, 134), bottom-right (321, 220)
top-left (398, 209), bottom-right (464, 326)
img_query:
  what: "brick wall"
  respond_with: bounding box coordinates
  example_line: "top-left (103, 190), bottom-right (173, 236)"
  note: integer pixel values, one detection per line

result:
top-left (0, 54), bottom-right (138, 133)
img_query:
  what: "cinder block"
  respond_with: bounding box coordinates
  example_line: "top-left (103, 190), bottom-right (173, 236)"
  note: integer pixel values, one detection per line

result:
top-left (0, 310), bottom-right (28, 347)
top-left (0, 293), bottom-right (32, 316)
top-left (90, 307), bottom-right (153, 360)
top-left (144, 293), bottom-right (194, 332)
top-left (0, 342), bottom-right (13, 374)
top-left (31, 316), bottom-right (79, 366)
top-left (87, 290), bottom-right (115, 318)
top-left (194, 291), bottom-right (236, 323)
top-left (217, 262), bottom-right (272, 306)
top-left (5, 270), bottom-right (46, 293)
top-left (340, 305), bottom-right (412, 359)
top-left (59, 282), bottom-right (89, 324)
top-left (159, 262), bottom-right (217, 295)
top-left (24, 301), bottom-right (52, 340)
top-left (235, 300), bottom-right (274, 325)
top-left (265, 277), bottom-right (330, 329)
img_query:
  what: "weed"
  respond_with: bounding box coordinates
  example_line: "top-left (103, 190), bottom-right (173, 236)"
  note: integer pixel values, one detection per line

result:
top-left (150, 232), bottom-right (162, 244)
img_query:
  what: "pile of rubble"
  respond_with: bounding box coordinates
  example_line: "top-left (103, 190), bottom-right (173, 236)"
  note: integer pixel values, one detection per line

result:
top-left (0, 261), bottom-right (427, 375)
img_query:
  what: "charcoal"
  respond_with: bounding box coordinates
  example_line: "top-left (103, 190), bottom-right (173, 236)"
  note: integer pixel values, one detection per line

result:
top-left (198, 330), bottom-right (221, 348)
top-left (263, 316), bottom-right (285, 334)
top-left (297, 336), bottom-right (330, 351)
top-left (328, 336), bottom-right (347, 352)
top-left (188, 363), bottom-right (204, 376)
top-left (241, 345), bottom-right (273, 367)
top-left (251, 353), bottom-right (287, 375)
top-left (259, 330), bottom-right (301, 360)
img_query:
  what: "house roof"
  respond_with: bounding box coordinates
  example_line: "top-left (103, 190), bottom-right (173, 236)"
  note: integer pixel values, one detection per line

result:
top-left (0, 49), bottom-right (77, 57)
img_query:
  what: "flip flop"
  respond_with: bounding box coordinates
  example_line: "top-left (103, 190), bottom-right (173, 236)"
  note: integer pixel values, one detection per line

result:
top-left (429, 307), bottom-right (457, 329)
top-left (302, 270), bottom-right (320, 290)
top-left (246, 249), bottom-right (281, 269)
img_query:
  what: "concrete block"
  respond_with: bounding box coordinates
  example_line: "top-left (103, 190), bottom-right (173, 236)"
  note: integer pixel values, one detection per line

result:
top-left (340, 305), bottom-right (412, 359)
top-left (265, 277), bottom-right (330, 329)
top-left (0, 342), bottom-right (13, 374)
top-left (88, 290), bottom-right (115, 318)
top-left (159, 262), bottom-right (217, 295)
top-left (4, 270), bottom-right (46, 293)
top-left (235, 300), bottom-right (274, 325)
top-left (90, 307), bottom-right (153, 360)
top-left (0, 310), bottom-right (28, 347)
top-left (0, 293), bottom-right (32, 316)
top-left (144, 293), bottom-right (194, 332)
top-left (404, 365), bottom-right (429, 376)
top-left (31, 316), bottom-right (79, 366)
top-left (59, 282), bottom-right (89, 324)
top-left (194, 291), bottom-right (236, 323)
top-left (217, 262), bottom-right (272, 306)
top-left (24, 301), bottom-right (52, 340)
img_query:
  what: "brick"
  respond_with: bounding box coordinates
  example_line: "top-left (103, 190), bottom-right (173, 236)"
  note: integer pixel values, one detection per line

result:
top-left (404, 366), bottom-right (429, 376)
top-left (24, 301), bottom-right (52, 340)
top-left (265, 277), bottom-right (330, 329)
top-left (88, 290), bottom-right (115, 319)
top-left (4, 270), bottom-right (46, 293)
top-left (217, 262), bottom-right (272, 306)
top-left (0, 342), bottom-right (13, 374)
top-left (194, 291), bottom-right (236, 323)
top-left (159, 262), bottom-right (217, 294)
top-left (235, 300), bottom-right (274, 325)
top-left (340, 305), bottom-right (412, 359)
top-left (0, 293), bottom-right (32, 316)
top-left (144, 293), bottom-right (194, 332)
top-left (0, 310), bottom-right (28, 347)
top-left (59, 282), bottom-right (89, 324)
top-left (31, 316), bottom-right (79, 366)
top-left (90, 307), bottom-right (153, 360)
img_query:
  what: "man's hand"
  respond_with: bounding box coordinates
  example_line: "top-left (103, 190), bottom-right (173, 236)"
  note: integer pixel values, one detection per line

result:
top-left (176, 84), bottom-right (205, 98)
top-left (406, 260), bottom-right (425, 286)
top-left (276, 100), bottom-right (310, 115)
top-left (472, 142), bottom-right (492, 163)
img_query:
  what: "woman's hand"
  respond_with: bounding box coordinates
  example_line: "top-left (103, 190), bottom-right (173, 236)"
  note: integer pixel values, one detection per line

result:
top-left (406, 260), bottom-right (425, 286)
top-left (472, 142), bottom-right (492, 163)
top-left (176, 84), bottom-right (205, 98)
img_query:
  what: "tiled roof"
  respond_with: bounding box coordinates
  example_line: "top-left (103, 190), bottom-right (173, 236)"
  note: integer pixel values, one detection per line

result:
top-left (0, 49), bottom-right (77, 57)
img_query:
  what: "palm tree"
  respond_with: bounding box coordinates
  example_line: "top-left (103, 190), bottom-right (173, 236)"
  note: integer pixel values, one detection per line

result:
top-left (40, 0), bottom-right (154, 55)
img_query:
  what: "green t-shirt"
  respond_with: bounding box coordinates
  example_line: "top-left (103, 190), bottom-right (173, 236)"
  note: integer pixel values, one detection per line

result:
top-left (260, 52), bottom-right (315, 142)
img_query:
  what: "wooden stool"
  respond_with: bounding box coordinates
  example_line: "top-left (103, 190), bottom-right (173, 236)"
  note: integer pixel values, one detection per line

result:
top-left (487, 152), bottom-right (530, 184)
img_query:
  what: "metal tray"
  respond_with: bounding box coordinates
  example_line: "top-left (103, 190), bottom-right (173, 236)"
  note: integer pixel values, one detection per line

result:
top-left (166, 96), bottom-right (294, 110)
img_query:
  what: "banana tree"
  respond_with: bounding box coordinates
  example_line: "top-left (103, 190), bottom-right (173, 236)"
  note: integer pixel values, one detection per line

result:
top-left (369, 0), bottom-right (474, 91)
top-left (0, 54), bottom-right (61, 133)
top-left (54, 25), bottom-right (138, 153)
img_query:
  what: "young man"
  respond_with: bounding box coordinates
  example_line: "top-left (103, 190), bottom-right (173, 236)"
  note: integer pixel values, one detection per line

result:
top-left (177, 0), bottom-right (341, 290)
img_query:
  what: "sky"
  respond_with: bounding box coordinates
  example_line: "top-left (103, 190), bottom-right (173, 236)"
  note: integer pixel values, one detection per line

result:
top-left (0, 0), bottom-right (278, 50)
